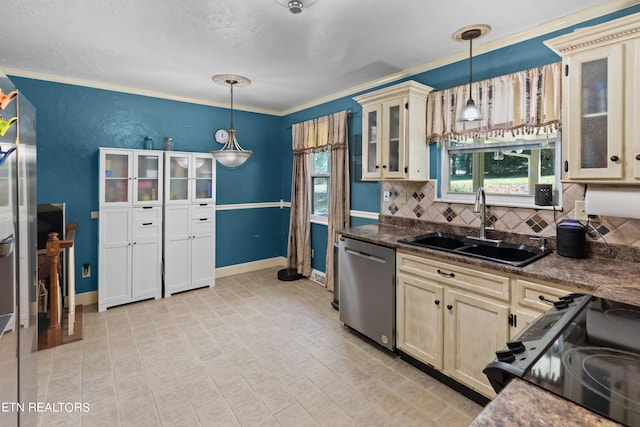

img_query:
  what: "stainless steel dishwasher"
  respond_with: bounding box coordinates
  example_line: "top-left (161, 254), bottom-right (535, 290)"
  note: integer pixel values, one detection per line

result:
top-left (339, 237), bottom-right (395, 351)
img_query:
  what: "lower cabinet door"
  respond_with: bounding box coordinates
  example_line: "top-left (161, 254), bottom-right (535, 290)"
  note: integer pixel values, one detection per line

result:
top-left (396, 273), bottom-right (443, 369)
top-left (132, 239), bottom-right (162, 300)
top-left (164, 236), bottom-right (191, 295)
top-left (443, 288), bottom-right (510, 398)
top-left (191, 231), bottom-right (214, 288)
top-left (100, 244), bottom-right (131, 310)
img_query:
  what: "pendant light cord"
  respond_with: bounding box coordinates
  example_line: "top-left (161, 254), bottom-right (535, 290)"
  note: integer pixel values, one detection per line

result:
top-left (468, 36), bottom-right (473, 100)
top-left (229, 79), bottom-right (236, 130)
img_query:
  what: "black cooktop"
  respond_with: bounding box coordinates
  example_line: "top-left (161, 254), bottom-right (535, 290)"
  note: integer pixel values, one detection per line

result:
top-left (522, 297), bottom-right (640, 426)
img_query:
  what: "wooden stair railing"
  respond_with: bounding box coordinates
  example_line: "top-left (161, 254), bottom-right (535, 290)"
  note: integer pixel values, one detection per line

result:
top-left (44, 222), bottom-right (77, 347)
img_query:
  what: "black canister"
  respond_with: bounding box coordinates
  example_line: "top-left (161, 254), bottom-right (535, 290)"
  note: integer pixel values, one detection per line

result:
top-left (556, 219), bottom-right (586, 258)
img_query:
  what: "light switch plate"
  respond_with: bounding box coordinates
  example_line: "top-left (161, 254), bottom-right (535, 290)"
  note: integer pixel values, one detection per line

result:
top-left (383, 191), bottom-right (390, 202)
top-left (574, 201), bottom-right (588, 221)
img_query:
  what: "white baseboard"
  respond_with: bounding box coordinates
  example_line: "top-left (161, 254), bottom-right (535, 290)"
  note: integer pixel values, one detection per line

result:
top-left (73, 291), bottom-right (98, 306)
top-left (214, 256), bottom-right (288, 278)
top-left (75, 256), bottom-right (289, 305)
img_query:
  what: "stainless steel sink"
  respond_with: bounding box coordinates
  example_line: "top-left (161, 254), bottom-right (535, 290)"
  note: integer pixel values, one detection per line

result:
top-left (398, 232), bottom-right (551, 267)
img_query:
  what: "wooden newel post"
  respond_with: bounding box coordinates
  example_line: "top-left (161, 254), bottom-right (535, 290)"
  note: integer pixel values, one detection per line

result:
top-left (46, 232), bottom-right (61, 347)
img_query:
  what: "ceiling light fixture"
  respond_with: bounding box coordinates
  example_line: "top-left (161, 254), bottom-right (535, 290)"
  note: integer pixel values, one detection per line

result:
top-left (211, 74), bottom-right (253, 168)
top-left (275, 0), bottom-right (319, 14)
top-left (453, 24), bottom-right (491, 122)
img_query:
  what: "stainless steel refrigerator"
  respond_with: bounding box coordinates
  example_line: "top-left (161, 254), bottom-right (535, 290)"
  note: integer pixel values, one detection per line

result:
top-left (0, 72), bottom-right (38, 426)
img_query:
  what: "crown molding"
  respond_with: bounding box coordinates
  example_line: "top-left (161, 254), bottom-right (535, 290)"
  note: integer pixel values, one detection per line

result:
top-left (279, 0), bottom-right (639, 116)
top-left (1, 67), bottom-right (281, 116)
top-left (4, 0), bottom-right (637, 117)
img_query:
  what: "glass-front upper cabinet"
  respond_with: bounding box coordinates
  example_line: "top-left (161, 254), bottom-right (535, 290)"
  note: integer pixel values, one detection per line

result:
top-left (164, 152), bottom-right (215, 204)
top-left (354, 81), bottom-right (432, 181)
top-left (544, 14), bottom-right (640, 183)
top-left (133, 152), bottom-right (163, 206)
top-left (192, 153), bottom-right (215, 203)
top-left (565, 45), bottom-right (624, 179)
top-left (100, 149), bottom-right (132, 206)
top-left (165, 152), bottom-right (191, 204)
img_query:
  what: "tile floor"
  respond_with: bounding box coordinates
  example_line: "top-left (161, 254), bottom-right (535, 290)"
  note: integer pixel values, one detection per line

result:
top-left (38, 267), bottom-right (483, 426)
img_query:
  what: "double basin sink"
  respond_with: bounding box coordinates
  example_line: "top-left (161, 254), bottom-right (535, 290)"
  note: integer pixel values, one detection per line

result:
top-left (398, 232), bottom-right (551, 267)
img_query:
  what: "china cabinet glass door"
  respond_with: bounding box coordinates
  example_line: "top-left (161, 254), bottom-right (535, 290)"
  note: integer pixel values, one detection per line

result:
top-left (382, 98), bottom-right (406, 179)
top-left (362, 105), bottom-right (382, 179)
top-left (192, 154), bottom-right (214, 203)
top-left (102, 151), bottom-right (131, 205)
top-left (134, 152), bottom-right (162, 205)
top-left (567, 45), bottom-right (623, 179)
top-left (167, 154), bottom-right (190, 203)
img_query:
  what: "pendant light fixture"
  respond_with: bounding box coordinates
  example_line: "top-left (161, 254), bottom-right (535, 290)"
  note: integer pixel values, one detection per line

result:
top-left (275, 0), bottom-right (319, 14)
top-left (453, 25), bottom-right (491, 122)
top-left (211, 74), bottom-right (253, 168)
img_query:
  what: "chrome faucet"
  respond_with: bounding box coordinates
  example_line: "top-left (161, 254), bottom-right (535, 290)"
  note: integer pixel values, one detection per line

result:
top-left (473, 187), bottom-right (487, 240)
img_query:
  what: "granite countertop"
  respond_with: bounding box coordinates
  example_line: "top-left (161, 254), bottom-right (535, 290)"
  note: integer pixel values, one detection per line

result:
top-left (469, 379), bottom-right (621, 426)
top-left (340, 222), bottom-right (640, 306)
top-left (340, 219), bottom-right (640, 426)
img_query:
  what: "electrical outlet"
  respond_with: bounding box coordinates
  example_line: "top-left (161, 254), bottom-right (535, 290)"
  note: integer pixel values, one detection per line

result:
top-left (383, 191), bottom-right (390, 202)
top-left (82, 264), bottom-right (91, 278)
top-left (90, 211), bottom-right (99, 219)
top-left (574, 201), bottom-right (588, 221)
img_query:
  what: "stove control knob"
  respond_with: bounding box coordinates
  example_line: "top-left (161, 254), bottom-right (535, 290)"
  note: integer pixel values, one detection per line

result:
top-left (506, 340), bottom-right (525, 354)
top-left (553, 300), bottom-right (569, 310)
top-left (496, 349), bottom-right (516, 363)
top-left (559, 295), bottom-right (574, 303)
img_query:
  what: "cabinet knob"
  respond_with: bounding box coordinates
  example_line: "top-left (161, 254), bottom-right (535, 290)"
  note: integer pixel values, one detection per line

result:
top-left (611, 155), bottom-right (619, 162)
top-left (446, 304), bottom-right (453, 310)
top-left (375, 165), bottom-right (380, 169)
top-left (382, 165), bottom-right (387, 169)
top-left (636, 154), bottom-right (640, 161)
top-left (434, 300), bottom-right (440, 305)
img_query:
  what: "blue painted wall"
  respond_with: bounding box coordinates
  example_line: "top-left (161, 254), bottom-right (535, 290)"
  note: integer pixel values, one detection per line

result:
top-left (11, 78), bottom-right (282, 294)
top-left (10, 5), bottom-right (640, 292)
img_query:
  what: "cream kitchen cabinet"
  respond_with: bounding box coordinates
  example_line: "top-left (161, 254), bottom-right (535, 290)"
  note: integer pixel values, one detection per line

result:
top-left (354, 81), bottom-right (432, 181)
top-left (98, 207), bottom-right (163, 311)
top-left (544, 14), bottom-right (640, 182)
top-left (396, 251), bottom-right (510, 398)
top-left (510, 278), bottom-right (585, 338)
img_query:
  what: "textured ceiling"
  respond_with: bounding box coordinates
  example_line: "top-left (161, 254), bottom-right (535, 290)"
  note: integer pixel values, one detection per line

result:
top-left (1, 0), bottom-right (634, 114)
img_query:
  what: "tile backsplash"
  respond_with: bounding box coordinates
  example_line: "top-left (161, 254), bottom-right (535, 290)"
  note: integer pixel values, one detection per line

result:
top-left (381, 181), bottom-right (640, 247)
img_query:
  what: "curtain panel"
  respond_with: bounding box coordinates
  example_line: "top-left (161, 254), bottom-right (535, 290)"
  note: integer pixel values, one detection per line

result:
top-left (426, 62), bottom-right (561, 141)
top-left (287, 110), bottom-right (349, 293)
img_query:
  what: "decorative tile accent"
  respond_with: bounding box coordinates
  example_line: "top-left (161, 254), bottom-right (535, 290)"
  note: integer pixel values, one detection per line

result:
top-left (381, 181), bottom-right (640, 247)
top-left (443, 207), bottom-right (457, 222)
top-left (525, 214), bottom-right (549, 233)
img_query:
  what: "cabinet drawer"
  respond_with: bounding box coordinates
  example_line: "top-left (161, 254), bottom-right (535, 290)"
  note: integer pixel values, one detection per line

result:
top-left (191, 204), bottom-right (214, 219)
top-left (192, 217), bottom-right (214, 235)
top-left (134, 206), bottom-right (162, 222)
top-left (134, 221), bottom-right (162, 239)
top-left (514, 278), bottom-right (585, 312)
top-left (397, 251), bottom-right (510, 301)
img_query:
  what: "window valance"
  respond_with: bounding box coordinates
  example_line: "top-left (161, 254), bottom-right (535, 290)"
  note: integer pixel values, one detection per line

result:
top-left (292, 110), bottom-right (349, 154)
top-left (426, 62), bottom-right (561, 142)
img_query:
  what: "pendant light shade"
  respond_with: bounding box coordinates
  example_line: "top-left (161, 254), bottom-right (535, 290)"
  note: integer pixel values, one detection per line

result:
top-left (453, 25), bottom-right (491, 122)
top-left (211, 74), bottom-right (253, 168)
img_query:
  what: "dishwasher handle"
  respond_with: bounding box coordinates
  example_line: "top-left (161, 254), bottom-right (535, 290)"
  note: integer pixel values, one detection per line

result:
top-left (344, 248), bottom-right (387, 264)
